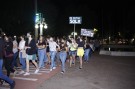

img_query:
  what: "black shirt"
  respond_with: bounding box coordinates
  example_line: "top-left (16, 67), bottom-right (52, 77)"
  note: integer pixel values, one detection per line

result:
top-left (0, 37), bottom-right (5, 59)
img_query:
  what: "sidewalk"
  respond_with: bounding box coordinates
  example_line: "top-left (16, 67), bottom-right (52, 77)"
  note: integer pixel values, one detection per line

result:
top-left (37, 52), bottom-right (135, 89)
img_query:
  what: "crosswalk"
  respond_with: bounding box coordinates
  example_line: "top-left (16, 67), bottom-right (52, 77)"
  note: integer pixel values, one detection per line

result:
top-left (0, 65), bottom-right (51, 89)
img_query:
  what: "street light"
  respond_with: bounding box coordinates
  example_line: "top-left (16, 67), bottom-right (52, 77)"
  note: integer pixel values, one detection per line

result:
top-left (35, 19), bottom-right (48, 36)
top-left (44, 24), bottom-right (48, 29)
top-left (35, 24), bottom-right (38, 29)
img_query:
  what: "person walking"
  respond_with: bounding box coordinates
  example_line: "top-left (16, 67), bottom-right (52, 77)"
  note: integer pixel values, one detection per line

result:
top-left (12, 36), bottom-right (18, 69)
top-left (49, 37), bottom-right (59, 71)
top-left (0, 32), bottom-right (15, 89)
top-left (77, 37), bottom-right (84, 69)
top-left (23, 32), bottom-right (39, 76)
top-left (18, 35), bottom-right (26, 74)
top-left (4, 35), bottom-right (17, 77)
top-left (59, 38), bottom-right (68, 74)
top-left (37, 35), bottom-right (46, 69)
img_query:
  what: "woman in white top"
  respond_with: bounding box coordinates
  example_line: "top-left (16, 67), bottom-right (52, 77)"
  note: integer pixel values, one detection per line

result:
top-left (18, 35), bottom-right (26, 74)
top-left (12, 37), bottom-right (18, 68)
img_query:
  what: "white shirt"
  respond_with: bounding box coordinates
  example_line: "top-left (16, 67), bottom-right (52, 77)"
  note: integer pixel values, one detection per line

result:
top-left (49, 41), bottom-right (58, 51)
top-left (13, 40), bottom-right (18, 53)
top-left (19, 40), bottom-right (26, 52)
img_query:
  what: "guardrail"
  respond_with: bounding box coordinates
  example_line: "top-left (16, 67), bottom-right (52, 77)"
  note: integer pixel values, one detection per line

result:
top-left (99, 45), bottom-right (135, 56)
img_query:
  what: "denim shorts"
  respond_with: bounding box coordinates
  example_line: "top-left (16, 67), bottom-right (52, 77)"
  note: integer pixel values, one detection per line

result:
top-left (69, 50), bottom-right (76, 56)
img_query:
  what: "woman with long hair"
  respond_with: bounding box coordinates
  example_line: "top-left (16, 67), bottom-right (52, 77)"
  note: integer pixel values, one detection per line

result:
top-left (59, 38), bottom-right (68, 74)
top-left (18, 35), bottom-right (26, 74)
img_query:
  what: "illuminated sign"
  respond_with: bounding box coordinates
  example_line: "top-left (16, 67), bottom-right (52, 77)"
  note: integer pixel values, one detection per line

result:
top-left (69, 17), bottom-right (82, 24)
top-left (81, 28), bottom-right (94, 37)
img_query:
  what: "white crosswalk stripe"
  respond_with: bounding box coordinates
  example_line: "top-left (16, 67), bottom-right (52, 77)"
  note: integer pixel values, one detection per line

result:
top-left (2, 66), bottom-right (50, 82)
top-left (13, 77), bottom-right (38, 81)
top-left (0, 87), bottom-right (9, 89)
top-left (1, 65), bottom-right (52, 88)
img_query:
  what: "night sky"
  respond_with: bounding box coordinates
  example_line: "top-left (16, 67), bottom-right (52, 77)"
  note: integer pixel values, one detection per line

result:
top-left (0, 0), bottom-right (135, 38)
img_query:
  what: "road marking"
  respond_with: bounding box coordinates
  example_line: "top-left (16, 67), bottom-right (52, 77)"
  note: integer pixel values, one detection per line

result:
top-left (13, 77), bottom-right (38, 81)
top-left (28, 72), bottom-right (42, 75)
top-left (29, 70), bottom-right (50, 73)
top-left (10, 72), bottom-right (42, 76)
top-left (0, 87), bottom-right (9, 89)
top-left (16, 68), bottom-right (50, 71)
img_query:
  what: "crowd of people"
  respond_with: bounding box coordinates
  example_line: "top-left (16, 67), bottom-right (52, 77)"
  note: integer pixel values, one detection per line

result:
top-left (0, 31), bottom-right (98, 89)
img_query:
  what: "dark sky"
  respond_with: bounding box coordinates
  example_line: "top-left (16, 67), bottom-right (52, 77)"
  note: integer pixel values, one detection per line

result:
top-left (0, 0), bottom-right (135, 38)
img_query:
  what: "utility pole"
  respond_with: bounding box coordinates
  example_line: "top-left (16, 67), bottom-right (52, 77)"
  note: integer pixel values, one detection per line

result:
top-left (35, 0), bottom-right (38, 40)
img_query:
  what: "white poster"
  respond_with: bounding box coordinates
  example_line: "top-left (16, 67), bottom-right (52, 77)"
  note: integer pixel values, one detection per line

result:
top-left (81, 28), bottom-right (94, 37)
top-left (69, 17), bottom-right (82, 24)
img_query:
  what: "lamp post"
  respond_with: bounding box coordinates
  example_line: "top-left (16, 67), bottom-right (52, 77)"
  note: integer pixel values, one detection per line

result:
top-left (40, 18), bottom-right (47, 35)
top-left (35, 18), bottom-right (48, 36)
top-left (34, 0), bottom-right (47, 39)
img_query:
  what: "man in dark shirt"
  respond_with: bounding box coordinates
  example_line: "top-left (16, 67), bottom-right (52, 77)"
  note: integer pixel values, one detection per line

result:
top-left (0, 31), bottom-right (15, 89)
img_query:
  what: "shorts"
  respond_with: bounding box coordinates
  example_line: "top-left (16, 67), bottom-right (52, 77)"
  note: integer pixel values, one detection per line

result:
top-left (69, 50), bottom-right (76, 56)
top-left (26, 54), bottom-right (37, 60)
top-left (77, 48), bottom-right (84, 57)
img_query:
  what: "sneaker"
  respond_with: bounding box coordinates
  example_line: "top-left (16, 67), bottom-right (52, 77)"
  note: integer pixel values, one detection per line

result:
top-left (2, 81), bottom-right (9, 86)
top-left (19, 70), bottom-right (25, 74)
top-left (23, 72), bottom-right (30, 76)
top-left (34, 69), bottom-right (39, 74)
top-left (13, 71), bottom-right (18, 77)
top-left (10, 81), bottom-right (15, 89)
top-left (79, 67), bottom-right (82, 69)
top-left (61, 71), bottom-right (65, 74)
top-left (50, 69), bottom-right (52, 71)
top-left (52, 67), bottom-right (56, 69)
top-left (0, 80), bottom-right (4, 85)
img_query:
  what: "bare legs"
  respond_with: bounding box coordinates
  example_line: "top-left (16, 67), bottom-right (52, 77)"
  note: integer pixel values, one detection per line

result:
top-left (69, 55), bottom-right (75, 67)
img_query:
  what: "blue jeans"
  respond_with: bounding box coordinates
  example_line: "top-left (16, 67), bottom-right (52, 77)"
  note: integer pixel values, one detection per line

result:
top-left (19, 52), bottom-right (26, 71)
top-left (59, 52), bottom-right (67, 72)
top-left (84, 49), bottom-right (90, 61)
top-left (38, 49), bottom-right (46, 68)
top-left (50, 51), bottom-right (57, 69)
top-left (12, 52), bottom-right (18, 68)
top-left (56, 52), bottom-right (60, 64)
top-left (0, 59), bottom-right (13, 85)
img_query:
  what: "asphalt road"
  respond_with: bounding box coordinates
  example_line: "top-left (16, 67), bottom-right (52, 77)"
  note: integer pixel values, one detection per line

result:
top-left (37, 52), bottom-right (135, 89)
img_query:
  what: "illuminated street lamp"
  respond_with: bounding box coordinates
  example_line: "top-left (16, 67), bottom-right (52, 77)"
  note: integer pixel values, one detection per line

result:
top-left (35, 15), bottom-right (48, 37)
top-left (35, 24), bottom-right (38, 29)
top-left (44, 24), bottom-right (48, 29)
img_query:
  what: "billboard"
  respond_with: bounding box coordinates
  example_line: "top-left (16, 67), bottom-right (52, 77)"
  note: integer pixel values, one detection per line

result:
top-left (81, 28), bottom-right (94, 37)
top-left (69, 16), bottom-right (82, 24)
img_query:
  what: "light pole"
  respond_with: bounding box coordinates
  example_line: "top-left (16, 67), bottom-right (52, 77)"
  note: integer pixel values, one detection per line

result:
top-left (40, 18), bottom-right (47, 35)
top-left (35, 0), bottom-right (38, 40)
top-left (34, 0), bottom-right (47, 38)
top-left (35, 18), bottom-right (48, 36)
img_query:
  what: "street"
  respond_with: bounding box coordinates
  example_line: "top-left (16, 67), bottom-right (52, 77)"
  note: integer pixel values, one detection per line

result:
top-left (1, 52), bottom-right (135, 89)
